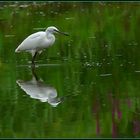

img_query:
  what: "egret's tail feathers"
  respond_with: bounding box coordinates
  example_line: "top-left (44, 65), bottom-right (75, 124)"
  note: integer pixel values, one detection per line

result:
top-left (15, 48), bottom-right (20, 53)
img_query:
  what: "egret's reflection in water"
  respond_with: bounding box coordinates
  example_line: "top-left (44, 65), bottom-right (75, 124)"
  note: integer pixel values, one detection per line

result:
top-left (16, 66), bottom-right (64, 107)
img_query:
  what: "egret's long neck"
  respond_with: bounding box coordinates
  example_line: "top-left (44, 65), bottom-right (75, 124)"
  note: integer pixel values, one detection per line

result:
top-left (45, 30), bottom-right (55, 46)
top-left (46, 31), bottom-right (55, 40)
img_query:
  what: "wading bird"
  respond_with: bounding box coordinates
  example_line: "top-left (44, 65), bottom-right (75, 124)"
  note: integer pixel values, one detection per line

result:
top-left (15, 26), bottom-right (69, 64)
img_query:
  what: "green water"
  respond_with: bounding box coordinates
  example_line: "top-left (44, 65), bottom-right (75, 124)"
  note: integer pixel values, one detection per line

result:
top-left (0, 2), bottom-right (140, 138)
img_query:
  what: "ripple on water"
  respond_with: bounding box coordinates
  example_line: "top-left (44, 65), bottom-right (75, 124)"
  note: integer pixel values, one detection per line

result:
top-left (33, 27), bottom-right (46, 31)
top-left (135, 71), bottom-right (140, 73)
top-left (16, 63), bottom-right (61, 68)
top-left (99, 74), bottom-right (112, 77)
top-left (65, 17), bottom-right (75, 20)
top-left (4, 34), bottom-right (15, 38)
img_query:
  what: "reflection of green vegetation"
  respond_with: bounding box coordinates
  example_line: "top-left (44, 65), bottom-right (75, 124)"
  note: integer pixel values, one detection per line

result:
top-left (0, 2), bottom-right (140, 138)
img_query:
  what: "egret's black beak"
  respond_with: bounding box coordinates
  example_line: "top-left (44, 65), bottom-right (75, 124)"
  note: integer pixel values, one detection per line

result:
top-left (55, 30), bottom-right (69, 36)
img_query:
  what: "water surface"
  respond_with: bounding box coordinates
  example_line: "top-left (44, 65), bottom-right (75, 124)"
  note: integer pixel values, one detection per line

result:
top-left (0, 2), bottom-right (140, 138)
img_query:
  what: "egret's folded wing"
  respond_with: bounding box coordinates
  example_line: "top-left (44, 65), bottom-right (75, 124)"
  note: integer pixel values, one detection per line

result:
top-left (15, 32), bottom-right (46, 52)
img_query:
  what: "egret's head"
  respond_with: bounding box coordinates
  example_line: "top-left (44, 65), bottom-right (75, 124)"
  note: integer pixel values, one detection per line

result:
top-left (46, 26), bottom-right (59, 33)
top-left (46, 26), bottom-right (69, 36)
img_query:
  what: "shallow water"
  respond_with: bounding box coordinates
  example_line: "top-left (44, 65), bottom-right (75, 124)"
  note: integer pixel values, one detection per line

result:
top-left (0, 2), bottom-right (140, 138)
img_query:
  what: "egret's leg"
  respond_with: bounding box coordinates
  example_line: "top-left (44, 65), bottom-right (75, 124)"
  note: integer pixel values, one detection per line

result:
top-left (31, 64), bottom-right (39, 81)
top-left (32, 51), bottom-right (38, 65)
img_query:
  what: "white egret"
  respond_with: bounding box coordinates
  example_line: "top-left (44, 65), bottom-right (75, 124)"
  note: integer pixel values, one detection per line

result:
top-left (15, 26), bottom-right (69, 64)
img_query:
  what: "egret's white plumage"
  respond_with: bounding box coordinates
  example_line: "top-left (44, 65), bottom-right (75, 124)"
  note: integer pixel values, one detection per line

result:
top-left (15, 26), bottom-right (69, 64)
